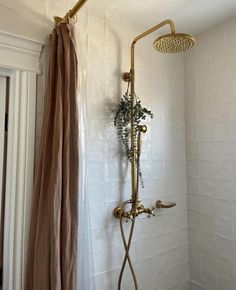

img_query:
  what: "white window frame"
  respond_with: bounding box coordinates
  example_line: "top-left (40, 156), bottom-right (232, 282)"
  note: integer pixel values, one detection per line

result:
top-left (0, 31), bottom-right (43, 290)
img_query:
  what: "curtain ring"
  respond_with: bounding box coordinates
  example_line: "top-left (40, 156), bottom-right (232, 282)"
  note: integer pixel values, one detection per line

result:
top-left (65, 10), bottom-right (71, 23)
top-left (73, 13), bottom-right (78, 24)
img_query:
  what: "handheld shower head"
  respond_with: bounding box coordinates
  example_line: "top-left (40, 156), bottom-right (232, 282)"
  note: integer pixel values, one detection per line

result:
top-left (153, 32), bottom-right (195, 53)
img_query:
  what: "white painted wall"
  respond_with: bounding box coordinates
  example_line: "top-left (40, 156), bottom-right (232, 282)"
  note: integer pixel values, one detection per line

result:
top-left (185, 17), bottom-right (236, 290)
top-left (0, 0), bottom-right (78, 41)
top-left (0, 0), bottom-right (46, 41)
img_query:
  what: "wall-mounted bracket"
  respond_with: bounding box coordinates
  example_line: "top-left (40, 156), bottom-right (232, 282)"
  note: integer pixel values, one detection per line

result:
top-left (54, 16), bottom-right (63, 24)
top-left (122, 72), bottom-right (131, 82)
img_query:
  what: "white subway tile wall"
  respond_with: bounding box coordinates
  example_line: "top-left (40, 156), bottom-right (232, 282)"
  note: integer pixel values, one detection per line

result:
top-left (185, 17), bottom-right (236, 290)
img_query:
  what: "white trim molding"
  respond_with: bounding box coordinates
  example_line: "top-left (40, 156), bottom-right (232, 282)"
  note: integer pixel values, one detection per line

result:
top-left (0, 31), bottom-right (43, 290)
top-left (0, 77), bottom-right (7, 235)
top-left (0, 31), bottom-right (43, 73)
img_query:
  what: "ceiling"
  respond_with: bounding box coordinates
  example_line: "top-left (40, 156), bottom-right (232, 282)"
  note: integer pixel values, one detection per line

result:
top-left (88, 0), bottom-right (236, 34)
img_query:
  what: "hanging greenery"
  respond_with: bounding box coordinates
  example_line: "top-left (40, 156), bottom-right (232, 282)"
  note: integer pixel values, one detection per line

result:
top-left (113, 81), bottom-right (154, 187)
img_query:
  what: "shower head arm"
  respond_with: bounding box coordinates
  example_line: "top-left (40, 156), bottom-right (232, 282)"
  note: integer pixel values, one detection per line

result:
top-left (129, 19), bottom-right (176, 81)
top-left (132, 19), bottom-right (176, 46)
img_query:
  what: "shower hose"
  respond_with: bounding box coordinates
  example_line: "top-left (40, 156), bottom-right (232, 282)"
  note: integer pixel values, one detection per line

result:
top-left (118, 129), bottom-right (142, 290)
top-left (118, 200), bottom-right (138, 290)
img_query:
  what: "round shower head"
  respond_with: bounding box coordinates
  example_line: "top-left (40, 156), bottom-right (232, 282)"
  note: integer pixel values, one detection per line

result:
top-left (153, 32), bottom-right (195, 53)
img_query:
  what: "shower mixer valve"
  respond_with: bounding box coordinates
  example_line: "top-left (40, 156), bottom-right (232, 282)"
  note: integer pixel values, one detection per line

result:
top-left (113, 199), bottom-right (155, 221)
top-left (113, 199), bottom-right (176, 221)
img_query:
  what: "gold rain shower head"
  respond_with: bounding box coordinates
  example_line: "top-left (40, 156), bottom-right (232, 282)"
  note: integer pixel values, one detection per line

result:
top-left (153, 32), bottom-right (195, 53)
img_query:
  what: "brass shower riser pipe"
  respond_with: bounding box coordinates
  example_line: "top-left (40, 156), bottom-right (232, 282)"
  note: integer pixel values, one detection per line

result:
top-left (129, 19), bottom-right (176, 206)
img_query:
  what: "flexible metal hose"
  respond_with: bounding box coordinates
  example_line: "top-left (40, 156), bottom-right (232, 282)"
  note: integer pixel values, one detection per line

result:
top-left (118, 207), bottom-right (138, 290)
top-left (118, 129), bottom-right (142, 290)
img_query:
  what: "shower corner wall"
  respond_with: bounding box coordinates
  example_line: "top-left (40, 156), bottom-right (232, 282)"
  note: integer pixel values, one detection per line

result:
top-left (185, 16), bottom-right (236, 290)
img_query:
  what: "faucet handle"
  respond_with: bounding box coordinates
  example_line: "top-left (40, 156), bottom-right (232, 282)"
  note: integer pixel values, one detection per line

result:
top-left (147, 207), bottom-right (155, 218)
top-left (156, 200), bottom-right (176, 209)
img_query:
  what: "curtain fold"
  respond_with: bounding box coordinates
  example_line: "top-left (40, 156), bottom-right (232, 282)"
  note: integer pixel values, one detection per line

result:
top-left (25, 21), bottom-right (79, 290)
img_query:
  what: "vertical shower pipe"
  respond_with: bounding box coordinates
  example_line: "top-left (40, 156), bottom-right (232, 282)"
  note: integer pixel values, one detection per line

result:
top-left (129, 19), bottom-right (176, 210)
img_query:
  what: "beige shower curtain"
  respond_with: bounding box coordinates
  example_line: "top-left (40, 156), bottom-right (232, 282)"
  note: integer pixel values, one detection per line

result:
top-left (25, 21), bottom-right (79, 290)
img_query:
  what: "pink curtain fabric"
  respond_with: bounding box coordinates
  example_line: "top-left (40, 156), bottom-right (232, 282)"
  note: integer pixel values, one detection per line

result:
top-left (25, 22), bottom-right (79, 290)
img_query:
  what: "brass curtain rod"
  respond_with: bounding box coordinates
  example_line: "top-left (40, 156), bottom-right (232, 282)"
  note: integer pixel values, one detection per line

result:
top-left (54, 0), bottom-right (88, 24)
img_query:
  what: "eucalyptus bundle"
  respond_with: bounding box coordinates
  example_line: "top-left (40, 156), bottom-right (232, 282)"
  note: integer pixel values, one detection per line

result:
top-left (113, 82), bottom-right (154, 187)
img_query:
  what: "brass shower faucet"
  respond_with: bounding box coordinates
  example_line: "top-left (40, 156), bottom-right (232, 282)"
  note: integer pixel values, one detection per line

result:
top-left (114, 199), bottom-right (176, 221)
top-left (114, 199), bottom-right (155, 221)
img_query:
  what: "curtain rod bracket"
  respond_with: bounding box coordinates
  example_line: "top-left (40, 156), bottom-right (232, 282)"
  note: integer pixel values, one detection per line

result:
top-left (54, 16), bottom-right (63, 25)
